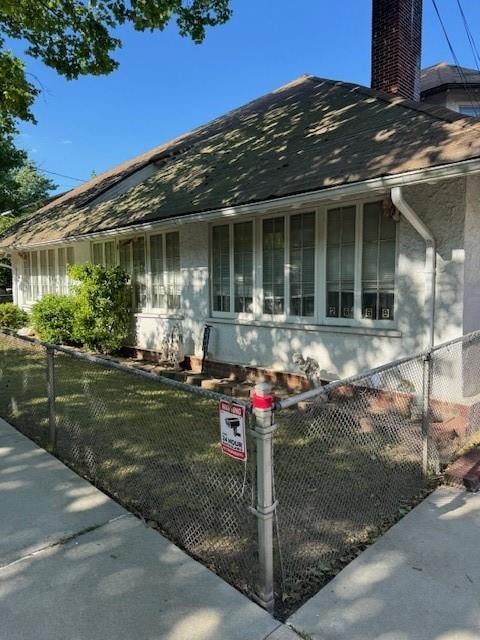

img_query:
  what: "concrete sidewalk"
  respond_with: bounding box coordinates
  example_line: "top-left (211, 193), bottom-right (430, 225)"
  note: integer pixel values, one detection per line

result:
top-left (0, 419), bottom-right (297, 640)
top-left (288, 486), bottom-right (480, 640)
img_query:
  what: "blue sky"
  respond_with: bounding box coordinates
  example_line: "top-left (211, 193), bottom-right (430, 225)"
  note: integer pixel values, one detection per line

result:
top-left (12, 0), bottom-right (480, 193)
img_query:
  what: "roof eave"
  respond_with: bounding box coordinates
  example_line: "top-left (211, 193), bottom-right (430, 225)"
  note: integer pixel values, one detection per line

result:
top-left (5, 156), bottom-right (480, 253)
top-left (421, 83), bottom-right (480, 98)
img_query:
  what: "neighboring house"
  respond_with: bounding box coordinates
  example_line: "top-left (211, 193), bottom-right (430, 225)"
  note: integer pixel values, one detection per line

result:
top-left (421, 62), bottom-right (480, 116)
top-left (1, 0), bottom-right (480, 381)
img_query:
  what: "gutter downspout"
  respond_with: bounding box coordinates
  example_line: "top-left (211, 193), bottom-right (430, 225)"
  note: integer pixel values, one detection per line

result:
top-left (391, 186), bottom-right (436, 349)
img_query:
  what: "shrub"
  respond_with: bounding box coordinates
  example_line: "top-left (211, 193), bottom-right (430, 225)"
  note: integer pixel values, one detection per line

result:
top-left (68, 262), bottom-right (131, 354)
top-left (31, 294), bottom-right (76, 344)
top-left (0, 303), bottom-right (29, 330)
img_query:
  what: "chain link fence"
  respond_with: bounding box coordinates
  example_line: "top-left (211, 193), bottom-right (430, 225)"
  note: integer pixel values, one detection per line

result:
top-left (273, 330), bottom-right (480, 610)
top-left (1, 329), bottom-right (480, 615)
top-left (0, 330), bottom-right (257, 598)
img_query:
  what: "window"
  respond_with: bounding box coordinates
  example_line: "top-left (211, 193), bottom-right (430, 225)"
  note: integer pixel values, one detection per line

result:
top-left (459, 105), bottom-right (479, 117)
top-left (47, 249), bottom-right (56, 293)
top-left (21, 246), bottom-right (75, 303)
top-left (234, 222), bottom-right (253, 313)
top-left (263, 217), bottom-right (285, 315)
top-left (58, 248), bottom-right (67, 295)
top-left (212, 225), bottom-right (231, 312)
top-left (39, 250), bottom-right (48, 297)
top-left (150, 234), bottom-right (165, 309)
top-left (92, 243), bottom-right (103, 265)
top-left (165, 232), bottom-right (181, 310)
top-left (119, 237), bottom-right (146, 311)
top-left (362, 201), bottom-right (396, 321)
top-left (290, 212), bottom-right (315, 317)
top-left (211, 221), bottom-right (254, 315)
top-left (210, 200), bottom-right (397, 325)
top-left (149, 231), bottom-right (181, 311)
top-left (326, 206), bottom-right (356, 319)
top-left (92, 240), bottom-right (116, 267)
top-left (21, 253), bottom-right (32, 301)
top-left (30, 252), bottom-right (39, 300)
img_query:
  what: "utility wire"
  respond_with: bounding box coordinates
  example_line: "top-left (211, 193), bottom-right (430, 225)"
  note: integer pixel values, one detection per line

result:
top-left (41, 169), bottom-right (86, 183)
top-left (431, 0), bottom-right (480, 116)
top-left (456, 0), bottom-right (480, 71)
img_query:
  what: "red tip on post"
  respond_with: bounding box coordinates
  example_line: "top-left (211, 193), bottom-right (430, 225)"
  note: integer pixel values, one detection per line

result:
top-left (251, 390), bottom-right (274, 411)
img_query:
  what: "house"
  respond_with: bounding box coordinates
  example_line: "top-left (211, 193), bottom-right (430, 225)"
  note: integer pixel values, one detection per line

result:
top-left (421, 62), bottom-right (480, 116)
top-left (2, 0), bottom-right (480, 381)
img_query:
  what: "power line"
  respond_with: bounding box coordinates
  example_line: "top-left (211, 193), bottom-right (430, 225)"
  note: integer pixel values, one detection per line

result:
top-left (42, 169), bottom-right (86, 183)
top-left (431, 0), bottom-right (480, 116)
top-left (456, 0), bottom-right (480, 71)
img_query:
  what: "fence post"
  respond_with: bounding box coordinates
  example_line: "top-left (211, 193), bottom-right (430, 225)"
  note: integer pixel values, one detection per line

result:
top-left (422, 351), bottom-right (433, 475)
top-left (46, 346), bottom-right (57, 454)
top-left (251, 381), bottom-right (276, 614)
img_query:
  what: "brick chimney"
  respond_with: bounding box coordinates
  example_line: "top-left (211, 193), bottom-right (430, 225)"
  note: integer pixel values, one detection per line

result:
top-left (371, 0), bottom-right (423, 101)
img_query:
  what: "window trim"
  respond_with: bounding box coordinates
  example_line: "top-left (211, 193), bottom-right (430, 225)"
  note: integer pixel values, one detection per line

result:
top-left (21, 245), bottom-right (75, 305)
top-left (260, 212), bottom-right (287, 322)
top-left (148, 230), bottom-right (182, 313)
top-left (210, 197), bottom-right (399, 329)
top-left (321, 201), bottom-right (398, 328)
top-left (210, 218), bottom-right (256, 320)
top-left (90, 229), bottom-right (182, 315)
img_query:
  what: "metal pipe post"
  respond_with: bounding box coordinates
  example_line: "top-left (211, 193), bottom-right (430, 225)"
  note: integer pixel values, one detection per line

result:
top-left (422, 352), bottom-right (433, 475)
top-left (46, 346), bottom-right (57, 453)
top-left (251, 381), bottom-right (276, 613)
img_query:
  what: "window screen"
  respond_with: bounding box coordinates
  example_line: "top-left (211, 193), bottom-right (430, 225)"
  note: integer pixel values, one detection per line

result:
top-left (326, 206), bottom-right (356, 318)
top-left (150, 234), bottom-right (165, 309)
top-left (92, 243), bottom-right (103, 265)
top-left (290, 212), bottom-right (315, 316)
top-left (132, 238), bottom-right (146, 310)
top-left (263, 217), bottom-right (285, 315)
top-left (234, 222), bottom-right (253, 313)
top-left (212, 225), bottom-right (230, 312)
top-left (58, 248), bottom-right (67, 294)
top-left (165, 232), bottom-right (181, 310)
top-left (362, 201), bottom-right (396, 320)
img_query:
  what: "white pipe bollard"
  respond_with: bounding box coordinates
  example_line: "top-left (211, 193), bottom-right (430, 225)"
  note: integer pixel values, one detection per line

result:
top-left (251, 381), bottom-right (276, 613)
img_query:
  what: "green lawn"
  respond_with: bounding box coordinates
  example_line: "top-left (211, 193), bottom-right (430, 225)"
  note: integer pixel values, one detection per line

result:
top-left (0, 338), bottom-right (257, 594)
top-left (0, 335), bottom-right (429, 615)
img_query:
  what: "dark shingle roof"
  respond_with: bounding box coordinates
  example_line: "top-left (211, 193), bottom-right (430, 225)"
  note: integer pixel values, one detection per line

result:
top-left (421, 62), bottom-right (480, 95)
top-left (2, 74), bottom-right (480, 249)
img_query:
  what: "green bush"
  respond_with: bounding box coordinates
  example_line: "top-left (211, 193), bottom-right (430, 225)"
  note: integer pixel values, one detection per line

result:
top-left (68, 262), bottom-right (131, 354)
top-left (0, 303), bottom-right (28, 330)
top-left (31, 294), bottom-right (76, 344)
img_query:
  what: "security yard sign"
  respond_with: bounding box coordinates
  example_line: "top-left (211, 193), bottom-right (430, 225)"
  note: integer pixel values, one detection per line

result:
top-left (219, 400), bottom-right (247, 461)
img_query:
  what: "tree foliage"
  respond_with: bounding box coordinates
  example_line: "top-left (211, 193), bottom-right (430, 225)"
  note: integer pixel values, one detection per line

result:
top-left (0, 0), bottom-right (232, 130)
top-left (0, 142), bottom-right (56, 218)
top-left (0, 143), bottom-right (56, 291)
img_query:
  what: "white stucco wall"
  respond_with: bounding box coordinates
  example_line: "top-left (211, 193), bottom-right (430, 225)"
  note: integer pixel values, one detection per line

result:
top-left (132, 177), bottom-right (470, 380)
top-left (11, 176), bottom-right (477, 382)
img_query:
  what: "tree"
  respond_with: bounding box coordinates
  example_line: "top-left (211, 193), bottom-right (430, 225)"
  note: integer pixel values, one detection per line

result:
top-left (0, 141), bottom-right (56, 292)
top-left (0, 149), bottom-right (56, 218)
top-left (0, 132), bottom-right (26, 214)
top-left (8, 159), bottom-right (56, 213)
top-left (0, 0), bottom-right (232, 131)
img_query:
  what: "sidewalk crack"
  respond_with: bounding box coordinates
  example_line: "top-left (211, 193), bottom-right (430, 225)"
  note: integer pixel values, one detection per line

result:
top-left (0, 513), bottom-right (131, 571)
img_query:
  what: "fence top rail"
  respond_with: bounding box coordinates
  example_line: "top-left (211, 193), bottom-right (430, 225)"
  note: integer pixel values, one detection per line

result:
top-left (277, 328), bottom-right (480, 411)
top-left (0, 328), bottom-right (246, 406)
